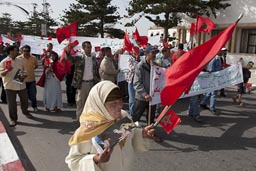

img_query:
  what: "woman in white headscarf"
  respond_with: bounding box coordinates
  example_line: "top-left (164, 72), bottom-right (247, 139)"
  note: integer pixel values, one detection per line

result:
top-left (65, 80), bottom-right (155, 171)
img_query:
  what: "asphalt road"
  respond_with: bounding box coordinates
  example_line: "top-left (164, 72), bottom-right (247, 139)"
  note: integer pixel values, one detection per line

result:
top-left (0, 66), bottom-right (256, 171)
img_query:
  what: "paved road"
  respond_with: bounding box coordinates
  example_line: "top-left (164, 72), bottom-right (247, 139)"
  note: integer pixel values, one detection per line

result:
top-left (0, 66), bottom-right (256, 171)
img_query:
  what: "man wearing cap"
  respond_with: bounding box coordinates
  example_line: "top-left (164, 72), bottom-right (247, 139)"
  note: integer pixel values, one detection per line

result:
top-left (133, 45), bottom-right (162, 142)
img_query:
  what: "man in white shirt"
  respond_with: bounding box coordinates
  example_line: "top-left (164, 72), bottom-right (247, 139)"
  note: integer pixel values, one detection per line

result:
top-left (0, 45), bottom-right (33, 127)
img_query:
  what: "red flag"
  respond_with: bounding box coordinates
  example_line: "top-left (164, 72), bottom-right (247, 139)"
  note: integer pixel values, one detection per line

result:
top-left (122, 32), bottom-right (133, 52)
top-left (132, 28), bottom-right (148, 48)
top-left (190, 23), bottom-right (195, 36)
top-left (0, 36), bottom-right (2, 44)
top-left (161, 22), bottom-right (237, 105)
top-left (196, 16), bottom-right (215, 34)
top-left (155, 106), bottom-right (181, 134)
top-left (48, 36), bottom-right (52, 40)
top-left (68, 22), bottom-right (77, 36)
top-left (56, 26), bottom-right (71, 44)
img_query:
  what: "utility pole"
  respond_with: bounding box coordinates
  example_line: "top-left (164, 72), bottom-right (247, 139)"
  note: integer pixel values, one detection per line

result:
top-left (41, 0), bottom-right (49, 36)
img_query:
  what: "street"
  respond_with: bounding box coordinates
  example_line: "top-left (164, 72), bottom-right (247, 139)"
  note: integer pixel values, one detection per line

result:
top-left (0, 66), bottom-right (256, 171)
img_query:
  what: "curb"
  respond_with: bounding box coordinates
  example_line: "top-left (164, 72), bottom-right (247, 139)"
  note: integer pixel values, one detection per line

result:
top-left (0, 121), bottom-right (25, 171)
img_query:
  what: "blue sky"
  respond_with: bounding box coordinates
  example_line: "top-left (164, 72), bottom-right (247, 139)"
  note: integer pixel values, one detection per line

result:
top-left (0, 0), bottom-right (153, 35)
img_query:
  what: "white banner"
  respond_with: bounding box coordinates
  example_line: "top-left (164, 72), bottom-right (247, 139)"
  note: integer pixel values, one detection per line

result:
top-left (150, 63), bottom-right (243, 105)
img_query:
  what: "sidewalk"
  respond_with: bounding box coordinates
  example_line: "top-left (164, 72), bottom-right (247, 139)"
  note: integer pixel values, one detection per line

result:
top-left (0, 119), bottom-right (25, 171)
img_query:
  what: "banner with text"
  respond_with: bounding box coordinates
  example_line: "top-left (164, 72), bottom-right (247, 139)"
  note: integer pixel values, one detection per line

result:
top-left (150, 63), bottom-right (243, 105)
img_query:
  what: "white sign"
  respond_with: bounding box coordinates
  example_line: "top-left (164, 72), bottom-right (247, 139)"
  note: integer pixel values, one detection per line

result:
top-left (150, 63), bottom-right (243, 105)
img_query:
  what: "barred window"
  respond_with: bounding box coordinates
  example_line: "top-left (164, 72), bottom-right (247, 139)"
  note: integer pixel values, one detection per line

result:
top-left (240, 29), bottom-right (256, 54)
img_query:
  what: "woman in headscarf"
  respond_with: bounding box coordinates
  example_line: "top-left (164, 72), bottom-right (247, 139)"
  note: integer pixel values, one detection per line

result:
top-left (38, 52), bottom-right (65, 112)
top-left (66, 80), bottom-right (155, 171)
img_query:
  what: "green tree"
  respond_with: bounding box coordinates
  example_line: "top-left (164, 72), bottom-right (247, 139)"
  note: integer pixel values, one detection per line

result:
top-left (0, 13), bottom-right (13, 35)
top-left (26, 10), bottom-right (58, 36)
top-left (61, 0), bottom-right (124, 38)
top-left (127, 0), bottom-right (231, 39)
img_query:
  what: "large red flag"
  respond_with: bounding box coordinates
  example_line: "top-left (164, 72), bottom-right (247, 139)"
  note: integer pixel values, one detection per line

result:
top-left (123, 32), bottom-right (133, 52)
top-left (155, 106), bottom-right (181, 134)
top-left (196, 16), bottom-right (215, 34)
top-left (161, 22), bottom-right (237, 105)
top-left (132, 28), bottom-right (148, 48)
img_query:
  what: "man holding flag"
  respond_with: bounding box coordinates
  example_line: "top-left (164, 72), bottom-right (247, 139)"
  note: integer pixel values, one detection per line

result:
top-left (133, 45), bottom-right (162, 142)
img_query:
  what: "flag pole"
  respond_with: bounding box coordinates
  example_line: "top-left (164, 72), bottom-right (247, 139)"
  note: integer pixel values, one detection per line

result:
top-left (148, 105), bottom-right (151, 126)
top-left (153, 105), bottom-right (172, 127)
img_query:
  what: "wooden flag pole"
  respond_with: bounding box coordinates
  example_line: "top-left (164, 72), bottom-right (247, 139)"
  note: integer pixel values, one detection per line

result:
top-left (148, 105), bottom-right (151, 126)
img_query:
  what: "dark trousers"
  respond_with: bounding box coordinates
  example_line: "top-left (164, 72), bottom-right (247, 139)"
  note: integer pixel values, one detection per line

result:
top-left (6, 89), bottom-right (29, 121)
top-left (26, 81), bottom-right (37, 108)
top-left (132, 99), bottom-right (156, 124)
top-left (0, 78), bottom-right (6, 102)
top-left (65, 74), bottom-right (76, 104)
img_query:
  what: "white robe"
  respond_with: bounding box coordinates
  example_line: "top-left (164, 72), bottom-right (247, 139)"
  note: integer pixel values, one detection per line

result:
top-left (43, 68), bottom-right (62, 110)
top-left (65, 128), bottom-right (149, 171)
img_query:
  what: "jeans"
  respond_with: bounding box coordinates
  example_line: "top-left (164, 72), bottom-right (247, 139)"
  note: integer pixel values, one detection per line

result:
top-left (26, 81), bottom-right (37, 108)
top-left (200, 90), bottom-right (217, 111)
top-left (128, 83), bottom-right (135, 116)
top-left (188, 96), bottom-right (200, 117)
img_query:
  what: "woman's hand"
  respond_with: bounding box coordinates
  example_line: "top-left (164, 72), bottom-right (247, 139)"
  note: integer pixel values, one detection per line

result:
top-left (93, 147), bottom-right (113, 164)
top-left (142, 124), bottom-right (155, 138)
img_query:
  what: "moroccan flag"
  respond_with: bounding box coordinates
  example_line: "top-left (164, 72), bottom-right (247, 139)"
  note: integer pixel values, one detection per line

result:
top-left (161, 21), bottom-right (237, 105)
top-left (56, 26), bottom-right (71, 44)
top-left (68, 22), bottom-right (77, 36)
top-left (123, 32), bottom-right (133, 52)
top-left (196, 16), bottom-right (215, 34)
top-left (133, 28), bottom-right (148, 48)
top-left (190, 23), bottom-right (195, 36)
top-left (155, 106), bottom-right (181, 134)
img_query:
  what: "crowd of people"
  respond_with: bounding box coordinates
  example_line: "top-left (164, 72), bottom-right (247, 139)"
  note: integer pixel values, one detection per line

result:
top-left (0, 40), bottom-right (254, 170)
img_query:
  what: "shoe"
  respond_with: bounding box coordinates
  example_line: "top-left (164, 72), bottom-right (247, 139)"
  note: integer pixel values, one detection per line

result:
top-left (239, 102), bottom-right (244, 107)
top-left (200, 104), bottom-right (209, 109)
top-left (193, 116), bottom-right (203, 123)
top-left (54, 108), bottom-right (62, 112)
top-left (9, 120), bottom-right (17, 127)
top-left (33, 108), bottom-right (39, 112)
top-left (25, 113), bottom-right (33, 118)
top-left (210, 110), bottom-right (219, 115)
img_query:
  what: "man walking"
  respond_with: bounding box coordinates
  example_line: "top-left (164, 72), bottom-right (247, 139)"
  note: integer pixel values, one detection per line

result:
top-left (18, 45), bottom-right (39, 112)
top-left (0, 45), bottom-right (33, 127)
top-left (65, 41), bottom-right (100, 120)
top-left (133, 45), bottom-right (162, 142)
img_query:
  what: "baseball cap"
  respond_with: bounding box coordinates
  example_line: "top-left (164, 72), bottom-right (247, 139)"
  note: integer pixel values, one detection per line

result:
top-left (145, 45), bottom-right (158, 53)
top-left (221, 47), bottom-right (227, 51)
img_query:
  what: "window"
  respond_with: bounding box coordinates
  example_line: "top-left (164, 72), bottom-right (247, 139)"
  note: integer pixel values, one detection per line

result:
top-left (240, 29), bottom-right (256, 54)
